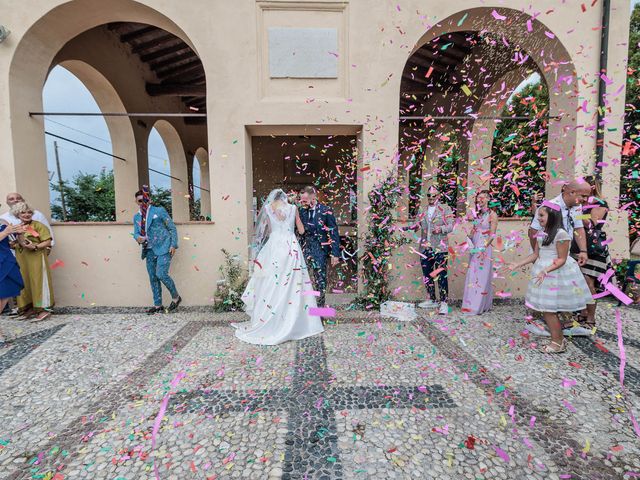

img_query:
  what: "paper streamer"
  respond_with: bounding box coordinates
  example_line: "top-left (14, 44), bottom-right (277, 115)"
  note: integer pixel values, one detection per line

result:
top-left (605, 283), bottom-right (633, 305)
top-left (616, 309), bottom-right (625, 387)
top-left (309, 307), bottom-right (336, 317)
top-left (152, 371), bottom-right (186, 479)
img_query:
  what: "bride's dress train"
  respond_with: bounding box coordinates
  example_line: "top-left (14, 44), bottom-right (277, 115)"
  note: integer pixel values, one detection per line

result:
top-left (231, 202), bottom-right (324, 345)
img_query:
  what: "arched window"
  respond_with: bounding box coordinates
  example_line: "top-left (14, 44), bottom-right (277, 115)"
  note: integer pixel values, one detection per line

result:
top-left (147, 126), bottom-right (173, 216)
top-left (489, 73), bottom-right (548, 217)
top-left (43, 66), bottom-right (116, 222)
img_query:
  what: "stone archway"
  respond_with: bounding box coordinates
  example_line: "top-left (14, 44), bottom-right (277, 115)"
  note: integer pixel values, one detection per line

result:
top-left (4, 0), bottom-right (202, 217)
top-left (399, 6), bottom-right (580, 213)
top-left (151, 120), bottom-right (190, 222)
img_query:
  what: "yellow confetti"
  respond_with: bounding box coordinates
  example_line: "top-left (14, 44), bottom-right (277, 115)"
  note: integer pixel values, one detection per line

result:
top-left (461, 84), bottom-right (472, 96)
top-left (583, 439), bottom-right (591, 454)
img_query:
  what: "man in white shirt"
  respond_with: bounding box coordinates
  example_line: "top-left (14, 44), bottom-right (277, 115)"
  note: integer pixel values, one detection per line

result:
top-left (412, 187), bottom-right (454, 315)
top-left (0, 192), bottom-right (54, 246)
top-left (528, 179), bottom-right (590, 265)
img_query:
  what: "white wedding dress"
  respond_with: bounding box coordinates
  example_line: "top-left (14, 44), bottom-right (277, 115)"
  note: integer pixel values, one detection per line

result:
top-left (232, 202), bottom-right (324, 345)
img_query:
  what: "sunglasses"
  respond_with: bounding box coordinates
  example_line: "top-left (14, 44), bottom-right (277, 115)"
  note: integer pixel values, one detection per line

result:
top-left (136, 198), bottom-right (145, 204)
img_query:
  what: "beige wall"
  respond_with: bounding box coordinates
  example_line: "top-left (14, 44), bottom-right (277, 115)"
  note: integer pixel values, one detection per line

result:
top-left (0, 0), bottom-right (631, 306)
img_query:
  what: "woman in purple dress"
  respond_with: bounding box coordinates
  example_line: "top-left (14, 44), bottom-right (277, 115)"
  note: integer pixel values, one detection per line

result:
top-left (461, 191), bottom-right (498, 315)
top-left (0, 215), bottom-right (25, 345)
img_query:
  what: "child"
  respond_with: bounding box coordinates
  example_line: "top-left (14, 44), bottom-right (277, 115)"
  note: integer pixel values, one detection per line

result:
top-left (510, 205), bottom-right (593, 353)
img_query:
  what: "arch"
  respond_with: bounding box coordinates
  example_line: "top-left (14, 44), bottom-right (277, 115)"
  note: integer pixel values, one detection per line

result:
top-left (51, 60), bottom-right (138, 221)
top-left (400, 7), bottom-right (579, 207)
top-left (194, 147), bottom-right (211, 219)
top-left (150, 120), bottom-right (190, 222)
top-left (4, 0), bottom-right (203, 217)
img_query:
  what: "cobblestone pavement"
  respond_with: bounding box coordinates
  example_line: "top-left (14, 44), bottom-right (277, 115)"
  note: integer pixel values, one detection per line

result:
top-left (0, 303), bottom-right (639, 479)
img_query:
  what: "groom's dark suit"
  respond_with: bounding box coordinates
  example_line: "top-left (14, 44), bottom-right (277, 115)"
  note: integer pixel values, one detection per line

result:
top-left (298, 203), bottom-right (340, 307)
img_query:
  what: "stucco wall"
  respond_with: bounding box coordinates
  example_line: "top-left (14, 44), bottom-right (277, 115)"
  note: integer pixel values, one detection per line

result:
top-left (0, 0), bottom-right (631, 306)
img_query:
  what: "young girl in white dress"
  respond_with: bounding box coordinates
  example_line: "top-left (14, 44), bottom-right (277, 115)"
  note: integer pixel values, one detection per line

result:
top-left (510, 206), bottom-right (593, 353)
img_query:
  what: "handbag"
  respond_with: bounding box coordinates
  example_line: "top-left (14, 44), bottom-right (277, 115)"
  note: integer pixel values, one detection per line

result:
top-left (586, 225), bottom-right (609, 258)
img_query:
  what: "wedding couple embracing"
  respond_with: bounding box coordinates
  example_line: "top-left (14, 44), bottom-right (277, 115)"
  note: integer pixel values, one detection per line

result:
top-left (231, 186), bottom-right (341, 345)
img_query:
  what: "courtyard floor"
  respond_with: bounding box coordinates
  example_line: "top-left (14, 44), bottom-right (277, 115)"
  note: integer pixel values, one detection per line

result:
top-left (0, 304), bottom-right (639, 480)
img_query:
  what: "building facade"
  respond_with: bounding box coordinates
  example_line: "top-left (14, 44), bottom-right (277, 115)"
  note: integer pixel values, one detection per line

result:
top-left (0, 0), bottom-right (631, 306)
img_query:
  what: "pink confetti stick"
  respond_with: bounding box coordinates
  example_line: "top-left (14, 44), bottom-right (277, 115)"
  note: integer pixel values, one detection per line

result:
top-left (616, 309), bottom-right (625, 387)
top-left (303, 290), bottom-right (321, 296)
top-left (309, 307), bottom-right (336, 317)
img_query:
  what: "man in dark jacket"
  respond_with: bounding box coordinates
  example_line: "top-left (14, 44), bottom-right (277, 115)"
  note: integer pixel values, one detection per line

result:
top-left (298, 186), bottom-right (340, 307)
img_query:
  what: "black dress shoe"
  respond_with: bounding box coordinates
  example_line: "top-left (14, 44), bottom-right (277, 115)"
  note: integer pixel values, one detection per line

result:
top-left (168, 296), bottom-right (182, 312)
top-left (147, 306), bottom-right (163, 315)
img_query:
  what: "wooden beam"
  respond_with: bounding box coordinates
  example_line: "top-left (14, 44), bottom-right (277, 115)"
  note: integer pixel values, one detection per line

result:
top-left (120, 26), bottom-right (158, 43)
top-left (150, 51), bottom-right (197, 70)
top-left (142, 42), bottom-right (190, 63)
top-left (184, 116), bottom-right (207, 125)
top-left (131, 34), bottom-right (176, 54)
top-left (146, 83), bottom-right (206, 96)
top-left (160, 63), bottom-right (204, 81)
top-left (157, 58), bottom-right (201, 77)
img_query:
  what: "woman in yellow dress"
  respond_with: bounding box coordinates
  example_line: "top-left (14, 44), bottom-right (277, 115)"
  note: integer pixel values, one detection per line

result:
top-left (10, 202), bottom-right (54, 321)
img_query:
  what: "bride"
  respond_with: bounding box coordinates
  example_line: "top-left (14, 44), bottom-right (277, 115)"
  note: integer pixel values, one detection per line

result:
top-left (231, 189), bottom-right (324, 345)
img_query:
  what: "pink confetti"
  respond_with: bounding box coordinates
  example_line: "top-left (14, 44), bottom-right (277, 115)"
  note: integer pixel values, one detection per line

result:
top-left (529, 416), bottom-right (536, 428)
top-left (562, 400), bottom-right (576, 413)
top-left (491, 9), bottom-right (506, 20)
top-left (493, 445), bottom-right (510, 463)
top-left (303, 290), bottom-right (321, 297)
top-left (526, 19), bottom-right (533, 32)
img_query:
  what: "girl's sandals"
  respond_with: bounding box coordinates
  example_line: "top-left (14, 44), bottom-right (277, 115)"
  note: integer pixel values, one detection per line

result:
top-left (540, 339), bottom-right (567, 354)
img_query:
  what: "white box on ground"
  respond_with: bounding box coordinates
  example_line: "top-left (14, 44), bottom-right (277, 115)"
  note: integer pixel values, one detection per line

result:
top-left (380, 301), bottom-right (417, 322)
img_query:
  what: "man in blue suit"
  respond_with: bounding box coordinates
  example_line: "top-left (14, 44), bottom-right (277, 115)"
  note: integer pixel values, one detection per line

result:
top-left (133, 190), bottom-right (182, 314)
top-left (298, 186), bottom-right (340, 307)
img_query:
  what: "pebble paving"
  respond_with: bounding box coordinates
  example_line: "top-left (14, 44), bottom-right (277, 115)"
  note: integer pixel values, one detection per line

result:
top-left (0, 303), bottom-right (638, 479)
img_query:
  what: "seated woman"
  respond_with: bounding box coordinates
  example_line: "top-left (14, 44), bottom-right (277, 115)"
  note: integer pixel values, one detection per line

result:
top-left (11, 202), bottom-right (54, 321)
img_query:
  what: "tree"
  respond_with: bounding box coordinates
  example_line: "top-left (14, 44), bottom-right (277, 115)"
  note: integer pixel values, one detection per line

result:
top-left (51, 169), bottom-right (116, 221)
top-left (50, 169), bottom-right (174, 221)
top-left (490, 80), bottom-right (549, 217)
top-left (622, 4), bottom-right (640, 243)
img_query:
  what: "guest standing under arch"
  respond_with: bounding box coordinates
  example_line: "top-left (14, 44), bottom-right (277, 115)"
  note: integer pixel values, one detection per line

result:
top-left (462, 190), bottom-right (498, 315)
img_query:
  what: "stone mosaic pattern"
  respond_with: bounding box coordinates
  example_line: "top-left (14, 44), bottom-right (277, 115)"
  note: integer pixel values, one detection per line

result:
top-left (0, 304), bottom-right (638, 479)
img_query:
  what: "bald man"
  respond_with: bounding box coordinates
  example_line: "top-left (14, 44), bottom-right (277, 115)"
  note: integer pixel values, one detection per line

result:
top-left (0, 193), bottom-right (54, 246)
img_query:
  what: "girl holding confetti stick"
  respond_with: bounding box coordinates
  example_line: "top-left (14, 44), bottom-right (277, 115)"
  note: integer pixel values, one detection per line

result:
top-left (509, 205), bottom-right (593, 353)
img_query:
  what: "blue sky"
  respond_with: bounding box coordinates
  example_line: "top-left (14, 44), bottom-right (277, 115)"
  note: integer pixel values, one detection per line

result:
top-left (43, 66), bottom-right (200, 200)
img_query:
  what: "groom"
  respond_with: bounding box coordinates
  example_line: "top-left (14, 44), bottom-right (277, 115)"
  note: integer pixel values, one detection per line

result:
top-left (298, 186), bottom-right (340, 307)
top-left (133, 188), bottom-right (182, 314)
